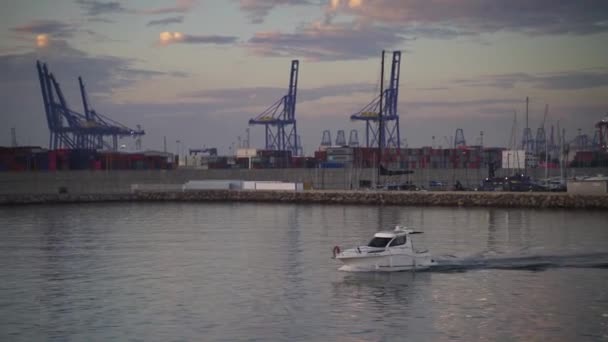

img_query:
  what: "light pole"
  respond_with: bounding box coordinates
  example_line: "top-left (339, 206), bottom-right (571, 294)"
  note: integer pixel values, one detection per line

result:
top-left (463, 150), bottom-right (468, 188)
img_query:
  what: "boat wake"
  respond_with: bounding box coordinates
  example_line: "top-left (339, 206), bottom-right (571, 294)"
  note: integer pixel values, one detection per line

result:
top-left (431, 252), bottom-right (608, 272)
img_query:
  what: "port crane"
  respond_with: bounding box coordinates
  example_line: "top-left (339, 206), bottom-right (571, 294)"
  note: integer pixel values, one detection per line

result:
top-left (521, 97), bottom-right (534, 153)
top-left (320, 130), bottom-right (332, 147)
top-left (454, 128), bottom-right (466, 148)
top-left (352, 51), bottom-right (411, 182)
top-left (535, 104), bottom-right (548, 155)
top-left (351, 50), bottom-right (402, 149)
top-left (348, 129), bottom-right (359, 147)
top-left (335, 130), bottom-right (346, 146)
top-left (36, 61), bottom-right (144, 150)
top-left (597, 115), bottom-right (608, 151)
top-left (249, 60), bottom-right (300, 156)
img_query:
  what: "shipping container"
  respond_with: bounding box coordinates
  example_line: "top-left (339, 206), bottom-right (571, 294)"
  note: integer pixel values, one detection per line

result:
top-left (183, 180), bottom-right (243, 190)
top-left (327, 154), bottom-right (353, 162)
top-left (320, 162), bottom-right (344, 169)
top-left (254, 182), bottom-right (303, 191)
top-left (236, 157), bottom-right (250, 169)
top-left (325, 147), bottom-right (353, 155)
top-left (33, 152), bottom-right (49, 170)
top-left (236, 148), bottom-right (257, 158)
top-left (314, 151), bottom-right (327, 162)
top-left (69, 149), bottom-right (97, 170)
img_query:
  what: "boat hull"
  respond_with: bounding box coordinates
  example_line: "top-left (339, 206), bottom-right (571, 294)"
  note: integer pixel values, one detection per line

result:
top-left (336, 252), bottom-right (436, 272)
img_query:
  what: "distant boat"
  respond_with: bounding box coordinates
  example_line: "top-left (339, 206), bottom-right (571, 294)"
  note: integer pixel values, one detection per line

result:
top-left (379, 164), bottom-right (412, 176)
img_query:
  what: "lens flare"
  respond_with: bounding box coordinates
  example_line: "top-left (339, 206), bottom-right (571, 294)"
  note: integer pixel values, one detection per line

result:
top-left (159, 31), bottom-right (185, 45)
top-left (330, 0), bottom-right (361, 10)
top-left (348, 0), bottom-right (362, 8)
top-left (330, 0), bottom-right (340, 10)
top-left (36, 34), bottom-right (49, 47)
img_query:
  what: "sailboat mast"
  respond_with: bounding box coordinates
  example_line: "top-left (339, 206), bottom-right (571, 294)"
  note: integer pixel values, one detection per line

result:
top-left (377, 50), bottom-right (385, 185)
top-left (379, 50), bottom-right (385, 150)
top-left (524, 96), bottom-right (529, 175)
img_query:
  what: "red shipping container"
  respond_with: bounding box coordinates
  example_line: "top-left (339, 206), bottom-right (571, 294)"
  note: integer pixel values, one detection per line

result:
top-left (48, 151), bottom-right (57, 171)
top-left (314, 151), bottom-right (327, 162)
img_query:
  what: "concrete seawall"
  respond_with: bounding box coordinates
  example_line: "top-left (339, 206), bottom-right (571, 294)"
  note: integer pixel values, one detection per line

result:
top-left (2, 167), bottom-right (608, 194)
top-left (1, 190), bottom-right (607, 209)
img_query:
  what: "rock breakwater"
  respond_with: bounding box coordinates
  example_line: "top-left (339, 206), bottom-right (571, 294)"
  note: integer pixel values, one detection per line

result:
top-left (1, 190), bottom-right (607, 209)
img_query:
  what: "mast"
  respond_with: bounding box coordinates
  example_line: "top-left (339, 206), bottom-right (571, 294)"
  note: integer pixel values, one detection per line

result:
top-left (543, 104), bottom-right (553, 181)
top-left (377, 50), bottom-right (385, 186)
top-left (525, 97), bottom-right (529, 139)
top-left (524, 96), bottom-right (529, 175)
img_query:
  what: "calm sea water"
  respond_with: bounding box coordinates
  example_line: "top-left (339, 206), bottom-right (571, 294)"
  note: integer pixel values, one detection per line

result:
top-left (1, 203), bottom-right (607, 341)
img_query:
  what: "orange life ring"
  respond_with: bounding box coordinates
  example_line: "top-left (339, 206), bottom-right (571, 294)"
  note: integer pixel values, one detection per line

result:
top-left (332, 245), bottom-right (341, 258)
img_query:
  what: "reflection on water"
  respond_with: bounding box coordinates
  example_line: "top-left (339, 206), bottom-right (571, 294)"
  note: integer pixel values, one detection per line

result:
top-left (0, 204), bottom-right (607, 341)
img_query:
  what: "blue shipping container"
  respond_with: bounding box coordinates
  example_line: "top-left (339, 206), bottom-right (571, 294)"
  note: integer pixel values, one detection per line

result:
top-left (320, 162), bottom-right (345, 169)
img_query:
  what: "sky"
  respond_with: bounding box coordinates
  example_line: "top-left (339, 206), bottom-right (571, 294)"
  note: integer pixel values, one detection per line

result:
top-left (1, 0), bottom-right (607, 154)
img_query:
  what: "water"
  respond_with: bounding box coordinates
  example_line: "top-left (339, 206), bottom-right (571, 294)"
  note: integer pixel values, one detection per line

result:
top-left (1, 203), bottom-right (607, 341)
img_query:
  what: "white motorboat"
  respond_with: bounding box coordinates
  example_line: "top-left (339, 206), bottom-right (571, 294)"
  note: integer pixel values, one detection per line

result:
top-left (332, 226), bottom-right (437, 272)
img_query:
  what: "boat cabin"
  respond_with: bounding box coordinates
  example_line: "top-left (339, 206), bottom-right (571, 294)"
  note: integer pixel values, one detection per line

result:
top-left (367, 226), bottom-right (413, 248)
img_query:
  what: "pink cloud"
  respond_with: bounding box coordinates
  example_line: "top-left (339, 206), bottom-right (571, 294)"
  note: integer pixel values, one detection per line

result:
top-left (247, 21), bottom-right (408, 60)
top-left (139, 0), bottom-right (197, 15)
top-left (158, 31), bottom-right (238, 46)
top-left (237, 0), bottom-right (312, 23)
top-left (11, 20), bottom-right (76, 38)
top-left (327, 0), bottom-right (608, 36)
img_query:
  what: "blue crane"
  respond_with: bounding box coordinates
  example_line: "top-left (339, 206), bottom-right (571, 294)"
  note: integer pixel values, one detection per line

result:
top-left (248, 60), bottom-right (300, 156)
top-left (454, 128), bottom-right (466, 148)
top-left (335, 130), bottom-right (346, 146)
top-left (36, 61), bottom-right (144, 150)
top-left (320, 130), bottom-right (332, 147)
top-left (351, 51), bottom-right (402, 149)
top-left (535, 104), bottom-right (549, 155)
top-left (521, 97), bottom-right (535, 153)
top-left (348, 129), bottom-right (359, 147)
top-left (78, 75), bottom-right (145, 149)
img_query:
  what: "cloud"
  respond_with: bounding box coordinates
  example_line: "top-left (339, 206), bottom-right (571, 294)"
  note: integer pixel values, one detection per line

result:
top-left (0, 39), bottom-right (187, 100)
top-left (454, 70), bottom-right (608, 90)
top-left (299, 83), bottom-right (376, 102)
top-left (247, 21), bottom-right (408, 60)
top-left (87, 17), bottom-right (116, 23)
top-left (241, 0), bottom-right (608, 63)
top-left (77, 0), bottom-right (195, 17)
top-left (406, 98), bottom-right (522, 109)
top-left (415, 86), bottom-right (450, 91)
top-left (11, 20), bottom-right (76, 38)
top-left (10, 19), bottom-right (118, 47)
top-left (147, 16), bottom-right (185, 26)
top-left (327, 0), bottom-right (608, 37)
top-left (179, 82), bottom-right (375, 107)
top-left (159, 32), bottom-right (238, 45)
top-left (0, 39), bottom-right (190, 149)
top-left (75, 0), bottom-right (128, 16)
top-left (237, 0), bottom-right (312, 24)
top-left (0, 46), bottom-right (30, 54)
top-left (541, 71), bottom-right (608, 90)
top-left (139, 0), bottom-right (196, 15)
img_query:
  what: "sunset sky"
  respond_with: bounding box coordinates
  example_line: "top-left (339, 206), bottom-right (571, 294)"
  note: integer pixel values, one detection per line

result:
top-left (1, 0), bottom-right (607, 154)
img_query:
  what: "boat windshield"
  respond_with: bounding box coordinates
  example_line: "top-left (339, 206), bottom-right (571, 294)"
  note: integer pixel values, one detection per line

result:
top-left (368, 237), bottom-right (391, 248)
